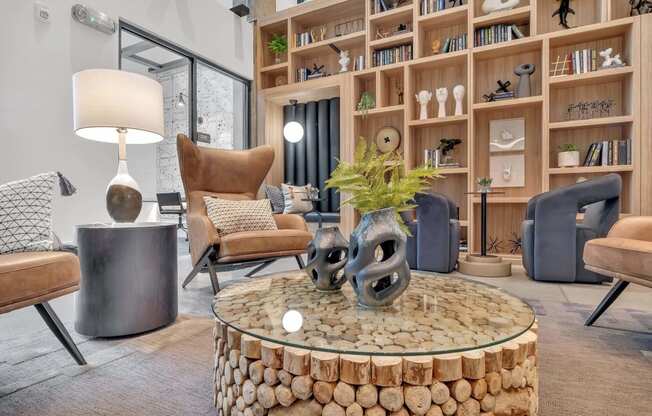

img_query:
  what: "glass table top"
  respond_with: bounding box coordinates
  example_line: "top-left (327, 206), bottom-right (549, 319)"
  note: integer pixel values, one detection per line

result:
top-left (212, 272), bottom-right (535, 356)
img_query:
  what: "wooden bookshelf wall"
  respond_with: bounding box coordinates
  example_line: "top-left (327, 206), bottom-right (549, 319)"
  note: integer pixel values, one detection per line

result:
top-left (256, 0), bottom-right (649, 262)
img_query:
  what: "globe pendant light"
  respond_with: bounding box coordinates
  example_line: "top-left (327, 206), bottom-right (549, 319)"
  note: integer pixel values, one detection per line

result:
top-left (283, 99), bottom-right (304, 143)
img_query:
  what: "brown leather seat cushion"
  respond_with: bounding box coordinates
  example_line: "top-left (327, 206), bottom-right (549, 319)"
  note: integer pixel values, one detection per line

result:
top-left (217, 229), bottom-right (312, 263)
top-left (584, 237), bottom-right (652, 282)
top-left (0, 252), bottom-right (80, 313)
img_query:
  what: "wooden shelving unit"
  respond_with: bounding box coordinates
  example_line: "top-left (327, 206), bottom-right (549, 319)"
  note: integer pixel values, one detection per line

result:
top-left (255, 0), bottom-right (648, 261)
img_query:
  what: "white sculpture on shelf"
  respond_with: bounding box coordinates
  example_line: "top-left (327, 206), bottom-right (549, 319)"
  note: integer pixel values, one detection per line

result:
top-left (415, 90), bottom-right (432, 120)
top-left (436, 87), bottom-right (448, 118)
top-left (339, 50), bottom-right (350, 73)
top-left (482, 0), bottom-right (520, 14)
top-left (599, 48), bottom-right (624, 68)
top-left (453, 85), bottom-right (465, 116)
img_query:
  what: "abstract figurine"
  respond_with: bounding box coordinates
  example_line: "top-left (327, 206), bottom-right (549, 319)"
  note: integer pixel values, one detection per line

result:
top-left (416, 90), bottom-right (432, 120)
top-left (338, 50), bottom-right (350, 72)
top-left (552, 0), bottom-right (574, 29)
top-left (436, 88), bottom-right (448, 118)
top-left (453, 85), bottom-right (465, 116)
top-left (599, 48), bottom-right (624, 68)
top-left (514, 63), bottom-right (536, 98)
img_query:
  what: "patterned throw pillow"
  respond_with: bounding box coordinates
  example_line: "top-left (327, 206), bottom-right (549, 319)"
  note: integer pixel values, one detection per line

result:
top-left (281, 184), bottom-right (314, 214)
top-left (0, 172), bottom-right (60, 254)
top-left (203, 197), bottom-right (278, 237)
top-left (264, 185), bottom-right (285, 214)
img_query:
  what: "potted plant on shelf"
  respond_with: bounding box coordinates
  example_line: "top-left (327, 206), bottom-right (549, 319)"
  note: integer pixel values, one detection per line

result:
top-left (437, 138), bottom-right (462, 167)
top-left (558, 143), bottom-right (580, 167)
top-left (326, 140), bottom-right (440, 308)
top-left (357, 91), bottom-right (375, 117)
top-left (267, 34), bottom-right (288, 64)
top-left (477, 177), bottom-right (493, 193)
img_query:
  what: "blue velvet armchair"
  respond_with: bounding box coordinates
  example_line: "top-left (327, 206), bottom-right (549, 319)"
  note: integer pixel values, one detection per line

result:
top-left (521, 174), bottom-right (621, 283)
top-left (404, 192), bottom-right (460, 273)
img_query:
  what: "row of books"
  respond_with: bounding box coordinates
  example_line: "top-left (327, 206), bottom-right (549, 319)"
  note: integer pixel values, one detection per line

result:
top-left (295, 32), bottom-right (313, 48)
top-left (372, 0), bottom-right (396, 14)
top-left (440, 33), bottom-right (467, 53)
top-left (583, 139), bottom-right (632, 166)
top-left (296, 68), bottom-right (325, 83)
top-left (568, 49), bottom-right (599, 75)
top-left (419, 0), bottom-right (464, 15)
top-left (372, 44), bottom-right (413, 67)
top-left (474, 24), bottom-right (525, 47)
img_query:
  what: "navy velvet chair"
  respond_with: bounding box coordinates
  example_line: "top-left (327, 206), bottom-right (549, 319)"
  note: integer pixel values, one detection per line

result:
top-left (521, 174), bottom-right (621, 283)
top-left (404, 192), bottom-right (460, 273)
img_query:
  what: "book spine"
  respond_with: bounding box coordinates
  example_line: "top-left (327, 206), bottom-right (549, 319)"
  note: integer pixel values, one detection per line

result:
top-left (602, 140), bottom-right (609, 166)
top-left (583, 143), bottom-right (595, 166)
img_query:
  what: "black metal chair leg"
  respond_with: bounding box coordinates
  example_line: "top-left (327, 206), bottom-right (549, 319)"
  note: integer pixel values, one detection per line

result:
top-left (245, 260), bottom-right (276, 277)
top-left (183, 248), bottom-right (214, 289)
top-left (585, 280), bottom-right (630, 326)
top-left (34, 302), bottom-right (86, 365)
top-left (207, 262), bottom-right (220, 295)
top-left (295, 255), bottom-right (305, 269)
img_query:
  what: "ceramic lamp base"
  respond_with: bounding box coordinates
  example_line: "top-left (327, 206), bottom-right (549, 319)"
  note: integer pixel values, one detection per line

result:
top-left (106, 160), bottom-right (142, 223)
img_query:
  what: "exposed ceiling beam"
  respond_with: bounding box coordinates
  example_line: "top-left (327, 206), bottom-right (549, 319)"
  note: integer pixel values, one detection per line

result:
top-left (148, 58), bottom-right (189, 74)
top-left (121, 40), bottom-right (156, 57)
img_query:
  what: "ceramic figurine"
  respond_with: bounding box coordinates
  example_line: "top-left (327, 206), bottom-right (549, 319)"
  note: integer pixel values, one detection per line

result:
top-left (482, 0), bottom-right (520, 14)
top-left (339, 50), bottom-right (350, 72)
top-left (453, 85), bottom-right (465, 116)
top-left (431, 40), bottom-right (441, 55)
top-left (436, 87), bottom-right (448, 118)
top-left (514, 63), bottom-right (536, 98)
top-left (552, 0), bottom-right (574, 29)
top-left (415, 90), bottom-right (432, 120)
top-left (599, 48), bottom-right (624, 68)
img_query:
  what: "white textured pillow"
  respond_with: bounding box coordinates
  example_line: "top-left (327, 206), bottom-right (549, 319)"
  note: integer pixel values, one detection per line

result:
top-left (203, 197), bottom-right (278, 237)
top-left (281, 184), bottom-right (314, 214)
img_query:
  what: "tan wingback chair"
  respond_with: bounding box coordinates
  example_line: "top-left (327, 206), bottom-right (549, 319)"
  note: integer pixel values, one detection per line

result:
top-left (177, 134), bottom-right (311, 293)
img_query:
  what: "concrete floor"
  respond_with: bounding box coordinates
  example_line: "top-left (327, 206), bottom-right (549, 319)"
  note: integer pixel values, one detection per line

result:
top-left (1, 232), bottom-right (651, 339)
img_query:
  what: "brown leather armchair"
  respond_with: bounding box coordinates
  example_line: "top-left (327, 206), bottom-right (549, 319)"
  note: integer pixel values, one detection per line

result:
top-left (0, 251), bottom-right (86, 365)
top-left (177, 134), bottom-right (312, 293)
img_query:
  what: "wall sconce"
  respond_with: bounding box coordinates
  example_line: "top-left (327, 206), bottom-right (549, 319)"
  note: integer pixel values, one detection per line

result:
top-left (176, 92), bottom-right (187, 108)
top-left (283, 99), bottom-right (304, 143)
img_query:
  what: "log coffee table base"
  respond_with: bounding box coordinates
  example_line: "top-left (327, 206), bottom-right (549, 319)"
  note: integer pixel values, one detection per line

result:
top-left (212, 321), bottom-right (539, 416)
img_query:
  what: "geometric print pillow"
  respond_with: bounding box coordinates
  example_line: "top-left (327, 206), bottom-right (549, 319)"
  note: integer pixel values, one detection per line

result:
top-left (203, 197), bottom-right (278, 237)
top-left (0, 172), bottom-right (60, 254)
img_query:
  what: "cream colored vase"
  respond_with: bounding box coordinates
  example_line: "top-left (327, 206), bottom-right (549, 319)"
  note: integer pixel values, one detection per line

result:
top-left (558, 151), bottom-right (580, 168)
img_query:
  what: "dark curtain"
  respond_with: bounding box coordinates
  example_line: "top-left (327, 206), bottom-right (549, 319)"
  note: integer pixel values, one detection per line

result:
top-left (283, 97), bottom-right (340, 213)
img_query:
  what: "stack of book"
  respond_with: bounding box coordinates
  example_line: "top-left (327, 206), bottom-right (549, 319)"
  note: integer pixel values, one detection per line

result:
top-left (582, 139), bottom-right (632, 166)
top-left (567, 49), bottom-right (598, 75)
top-left (492, 91), bottom-right (515, 101)
top-left (353, 55), bottom-right (365, 71)
top-left (474, 24), bottom-right (525, 47)
top-left (440, 33), bottom-right (467, 53)
top-left (295, 32), bottom-right (313, 48)
top-left (419, 0), bottom-right (464, 15)
top-left (372, 44), bottom-right (413, 67)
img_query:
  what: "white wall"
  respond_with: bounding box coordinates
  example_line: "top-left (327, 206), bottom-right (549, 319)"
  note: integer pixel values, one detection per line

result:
top-left (0, 0), bottom-right (253, 241)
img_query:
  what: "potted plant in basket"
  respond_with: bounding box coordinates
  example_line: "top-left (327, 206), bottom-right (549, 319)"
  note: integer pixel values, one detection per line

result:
top-left (325, 140), bottom-right (440, 308)
top-left (267, 34), bottom-right (288, 64)
top-left (558, 143), bottom-right (580, 167)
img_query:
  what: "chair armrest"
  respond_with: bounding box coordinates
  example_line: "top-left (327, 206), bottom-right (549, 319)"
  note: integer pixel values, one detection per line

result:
top-left (274, 214), bottom-right (309, 232)
top-left (187, 214), bottom-right (220, 265)
top-left (607, 217), bottom-right (652, 242)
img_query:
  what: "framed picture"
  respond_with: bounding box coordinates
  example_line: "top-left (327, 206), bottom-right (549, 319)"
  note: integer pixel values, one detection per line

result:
top-left (489, 117), bottom-right (525, 152)
top-left (490, 154), bottom-right (525, 188)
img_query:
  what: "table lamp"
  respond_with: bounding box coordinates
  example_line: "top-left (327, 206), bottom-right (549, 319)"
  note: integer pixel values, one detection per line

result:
top-left (72, 69), bottom-right (164, 222)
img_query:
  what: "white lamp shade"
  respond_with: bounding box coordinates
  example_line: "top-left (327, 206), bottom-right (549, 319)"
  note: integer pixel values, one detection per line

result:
top-left (72, 69), bottom-right (164, 144)
top-left (283, 121), bottom-right (304, 143)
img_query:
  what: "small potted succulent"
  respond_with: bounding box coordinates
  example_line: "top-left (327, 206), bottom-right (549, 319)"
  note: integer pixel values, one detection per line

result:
top-left (558, 143), bottom-right (580, 167)
top-left (267, 33), bottom-right (288, 64)
top-left (477, 177), bottom-right (493, 193)
top-left (357, 91), bottom-right (375, 117)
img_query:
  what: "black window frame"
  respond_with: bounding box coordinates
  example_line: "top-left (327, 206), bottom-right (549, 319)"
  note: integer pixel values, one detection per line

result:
top-left (118, 19), bottom-right (251, 148)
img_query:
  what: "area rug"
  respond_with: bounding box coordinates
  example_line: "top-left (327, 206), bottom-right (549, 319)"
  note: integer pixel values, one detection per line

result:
top-left (1, 304), bottom-right (651, 415)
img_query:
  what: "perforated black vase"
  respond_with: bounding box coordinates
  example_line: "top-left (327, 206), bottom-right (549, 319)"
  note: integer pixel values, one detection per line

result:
top-left (345, 208), bottom-right (411, 308)
top-left (305, 227), bottom-right (349, 291)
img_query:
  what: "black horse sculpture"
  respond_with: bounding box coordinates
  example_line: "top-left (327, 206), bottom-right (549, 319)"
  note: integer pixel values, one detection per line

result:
top-left (553, 0), bottom-right (575, 29)
top-left (630, 0), bottom-right (652, 15)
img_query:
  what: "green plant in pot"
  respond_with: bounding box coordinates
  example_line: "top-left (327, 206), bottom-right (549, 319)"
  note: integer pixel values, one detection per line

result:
top-left (326, 140), bottom-right (440, 308)
top-left (558, 143), bottom-right (580, 168)
top-left (267, 34), bottom-right (288, 64)
top-left (477, 177), bottom-right (493, 193)
top-left (356, 91), bottom-right (375, 117)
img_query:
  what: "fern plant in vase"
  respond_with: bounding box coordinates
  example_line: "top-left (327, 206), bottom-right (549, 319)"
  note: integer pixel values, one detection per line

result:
top-left (267, 34), bottom-right (288, 64)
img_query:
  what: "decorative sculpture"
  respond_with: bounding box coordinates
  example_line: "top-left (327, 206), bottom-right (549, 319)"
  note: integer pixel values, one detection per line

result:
top-left (483, 80), bottom-right (513, 102)
top-left (396, 79), bottom-right (404, 105)
top-left (630, 0), bottom-right (652, 15)
top-left (431, 40), bottom-right (441, 55)
top-left (375, 127), bottom-right (401, 153)
top-left (552, 0), bottom-right (574, 29)
top-left (599, 48), bottom-right (624, 68)
top-left (514, 63), bottom-right (535, 98)
top-left (436, 87), bottom-right (448, 118)
top-left (344, 208), bottom-right (410, 308)
top-left (508, 232), bottom-right (522, 254)
top-left (415, 90), bottom-right (432, 120)
top-left (482, 0), bottom-right (520, 14)
top-left (305, 227), bottom-right (349, 291)
top-left (453, 85), bottom-right (465, 116)
top-left (339, 50), bottom-right (350, 72)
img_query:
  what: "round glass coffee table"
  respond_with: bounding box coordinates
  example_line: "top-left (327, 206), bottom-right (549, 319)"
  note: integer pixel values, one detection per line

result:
top-left (212, 272), bottom-right (538, 416)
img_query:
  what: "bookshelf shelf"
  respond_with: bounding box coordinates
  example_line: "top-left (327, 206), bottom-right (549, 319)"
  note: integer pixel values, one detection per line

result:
top-left (472, 95), bottom-right (543, 111)
top-left (439, 167), bottom-right (469, 175)
top-left (260, 62), bottom-right (288, 73)
top-left (369, 32), bottom-right (414, 49)
top-left (291, 30), bottom-right (366, 55)
top-left (417, 5), bottom-right (468, 26)
top-left (472, 36), bottom-right (541, 59)
top-left (408, 115), bottom-right (468, 127)
top-left (369, 3), bottom-right (413, 23)
top-left (409, 49), bottom-right (468, 69)
top-left (549, 66), bottom-right (634, 88)
top-left (548, 115), bottom-right (634, 130)
top-left (548, 165), bottom-right (634, 175)
top-left (472, 5), bottom-right (531, 27)
top-left (353, 104), bottom-right (404, 117)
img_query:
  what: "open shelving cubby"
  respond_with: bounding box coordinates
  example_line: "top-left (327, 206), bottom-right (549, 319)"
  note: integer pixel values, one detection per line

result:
top-left (259, 20), bottom-right (290, 89)
top-left (537, 0), bottom-right (604, 35)
top-left (416, 4), bottom-right (469, 58)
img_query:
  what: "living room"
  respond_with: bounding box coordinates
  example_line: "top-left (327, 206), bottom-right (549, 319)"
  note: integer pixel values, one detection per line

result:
top-left (0, 1), bottom-right (650, 415)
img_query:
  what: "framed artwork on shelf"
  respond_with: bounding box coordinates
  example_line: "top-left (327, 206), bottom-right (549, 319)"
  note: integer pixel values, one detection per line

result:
top-left (489, 117), bottom-right (525, 152)
top-left (490, 154), bottom-right (525, 188)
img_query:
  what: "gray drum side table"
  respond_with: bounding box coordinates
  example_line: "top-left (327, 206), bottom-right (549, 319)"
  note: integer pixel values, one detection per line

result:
top-left (75, 222), bottom-right (178, 337)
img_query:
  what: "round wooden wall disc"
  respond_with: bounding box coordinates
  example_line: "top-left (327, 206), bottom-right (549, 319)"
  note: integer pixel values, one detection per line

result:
top-left (375, 127), bottom-right (401, 153)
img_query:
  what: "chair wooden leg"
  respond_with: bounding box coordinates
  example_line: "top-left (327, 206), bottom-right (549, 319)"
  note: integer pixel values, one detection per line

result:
top-left (295, 255), bottom-right (305, 269)
top-left (207, 261), bottom-right (220, 295)
top-left (35, 302), bottom-right (86, 365)
top-left (245, 260), bottom-right (276, 278)
top-left (585, 280), bottom-right (630, 326)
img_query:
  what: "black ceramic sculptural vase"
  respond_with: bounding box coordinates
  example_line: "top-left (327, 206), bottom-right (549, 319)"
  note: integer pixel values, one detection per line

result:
top-left (344, 208), bottom-right (411, 308)
top-left (305, 227), bottom-right (349, 291)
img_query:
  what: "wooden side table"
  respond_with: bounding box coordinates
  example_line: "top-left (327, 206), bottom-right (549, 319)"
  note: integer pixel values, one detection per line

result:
top-left (74, 222), bottom-right (178, 337)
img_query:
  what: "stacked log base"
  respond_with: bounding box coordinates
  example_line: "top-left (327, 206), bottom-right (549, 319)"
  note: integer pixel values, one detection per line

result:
top-left (213, 321), bottom-right (539, 416)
